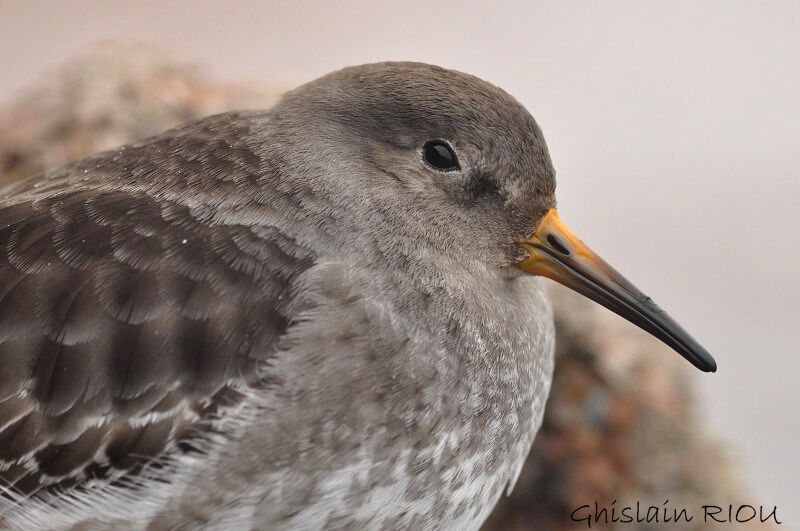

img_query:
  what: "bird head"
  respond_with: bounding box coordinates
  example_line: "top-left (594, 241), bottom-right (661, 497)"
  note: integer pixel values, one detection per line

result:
top-left (271, 62), bottom-right (716, 373)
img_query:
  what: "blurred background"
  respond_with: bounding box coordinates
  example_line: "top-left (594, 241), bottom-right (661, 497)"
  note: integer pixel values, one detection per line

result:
top-left (0, 1), bottom-right (797, 527)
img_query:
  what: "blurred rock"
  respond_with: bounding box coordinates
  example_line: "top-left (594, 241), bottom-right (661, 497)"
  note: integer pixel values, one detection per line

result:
top-left (0, 44), bottom-right (764, 530)
top-left (0, 42), bottom-right (279, 188)
top-left (484, 285), bottom-right (767, 529)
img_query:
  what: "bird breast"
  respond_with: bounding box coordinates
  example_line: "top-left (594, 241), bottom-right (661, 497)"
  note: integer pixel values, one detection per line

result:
top-left (177, 264), bottom-right (556, 529)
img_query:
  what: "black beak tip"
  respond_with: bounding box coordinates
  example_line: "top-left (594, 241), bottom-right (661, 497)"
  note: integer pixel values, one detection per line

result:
top-left (693, 351), bottom-right (717, 373)
top-left (700, 361), bottom-right (717, 373)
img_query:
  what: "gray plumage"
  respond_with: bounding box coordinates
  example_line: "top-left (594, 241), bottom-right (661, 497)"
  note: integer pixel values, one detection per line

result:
top-left (0, 62), bottom-right (558, 529)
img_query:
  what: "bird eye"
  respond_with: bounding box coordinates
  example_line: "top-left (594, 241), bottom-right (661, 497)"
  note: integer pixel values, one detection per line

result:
top-left (422, 141), bottom-right (460, 171)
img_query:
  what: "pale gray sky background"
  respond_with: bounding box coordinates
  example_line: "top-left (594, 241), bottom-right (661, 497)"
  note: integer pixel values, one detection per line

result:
top-left (1, 0), bottom-right (798, 523)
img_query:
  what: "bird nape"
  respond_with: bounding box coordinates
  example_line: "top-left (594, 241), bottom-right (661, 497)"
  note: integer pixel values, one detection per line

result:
top-left (0, 61), bottom-right (714, 529)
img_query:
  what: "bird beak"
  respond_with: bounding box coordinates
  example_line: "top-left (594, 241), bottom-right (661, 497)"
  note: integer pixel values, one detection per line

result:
top-left (517, 208), bottom-right (717, 372)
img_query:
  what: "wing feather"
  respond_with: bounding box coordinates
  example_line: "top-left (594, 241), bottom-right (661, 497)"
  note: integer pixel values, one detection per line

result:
top-left (0, 122), bottom-right (313, 515)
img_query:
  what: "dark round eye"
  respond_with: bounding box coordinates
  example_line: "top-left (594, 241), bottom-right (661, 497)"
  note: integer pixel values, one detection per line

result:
top-left (422, 141), bottom-right (460, 171)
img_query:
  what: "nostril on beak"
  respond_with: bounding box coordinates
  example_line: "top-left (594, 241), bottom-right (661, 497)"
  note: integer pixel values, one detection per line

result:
top-left (546, 234), bottom-right (571, 256)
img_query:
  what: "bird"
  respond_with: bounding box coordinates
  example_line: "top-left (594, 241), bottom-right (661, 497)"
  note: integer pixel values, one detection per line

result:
top-left (0, 62), bottom-right (716, 530)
